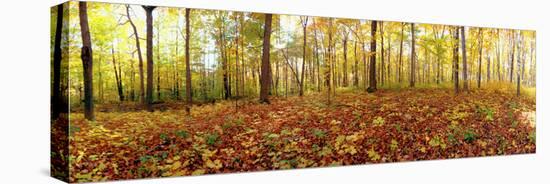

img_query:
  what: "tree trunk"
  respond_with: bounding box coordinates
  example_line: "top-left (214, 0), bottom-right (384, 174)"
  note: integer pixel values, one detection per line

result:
top-left (368, 21), bottom-right (377, 92)
top-left (380, 21), bottom-right (385, 86)
top-left (126, 5), bottom-right (145, 104)
top-left (259, 14), bottom-right (273, 103)
top-left (111, 47), bottom-right (124, 102)
top-left (52, 4), bottom-right (64, 120)
top-left (79, 2), bottom-right (94, 120)
top-left (300, 16), bottom-right (308, 96)
top-left (410, 23), bottom-right (416, 88)
top-left (477, 28), bottom-right (483, 88)
top-left (453, 27), bottom-right (460, 94)
top-left (461, 26), bottom-right (468, 91)
top-left (185, 8), bottom-right (192, 113)
top-left (398, 23), bottom-right (404, 83)
top-left (143, 5), bottom-right (156, 112)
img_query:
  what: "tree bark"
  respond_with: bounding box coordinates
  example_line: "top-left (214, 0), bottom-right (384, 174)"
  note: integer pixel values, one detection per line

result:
top-left (52, 4), bottom-right (64, 120)
top-left (126, 5), bottom-right (145, 104)
top-left (300, 16), bottom-right (308, 96)
top-left (259, 14), bottom-right (273, 103)
top-left (398, 23), bottom-right (404, 83)
top-left (79, 2), bottom-right (94, 120)
top-left (368, 21), bottom-right (377, 92)
top-left (111, 47), bottom-right (124, 101)
top-left (461, 26), bottom-right (468, 91)
top-left (143, 5), bottom-right (156, 112)
top-left (477, 28), bottom-right (483, 88)
top-left (185, 8), bottom-right (192, 113)
top-left (410, 23), bottom-right (416, 88)
top-left (453, 27), bottom-right (460, 94)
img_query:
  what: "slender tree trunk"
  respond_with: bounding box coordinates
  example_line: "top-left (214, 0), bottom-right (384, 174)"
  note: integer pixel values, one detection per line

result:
top-left (461, 26), bottom-right (468, 91)
top-left (126, 5), bottom-right (145, 104)
top-left (516, 31), bottom-right (522, 96)
top-left (143, 6), bottom-right (156, 112)
top-left (184, 8), bottom-right (192, 113)
top-left (398, 23), bottom-right (404, 84)
top-left (79, 2), bottom-right (94, 120)
top-left (379, 21), bottom-right (385, 86)
top-left (353, 41), bottom-right (359, 88)
top-left (410, 23), bottom-right (416, 88)
top-left (300, 16), bottom-right (308, 96)
top-left (510, 31), bottom-right (515, 83)
top-left (112, 47), bottom-right (124, 101)
top-left (477, 28), bottom-right (483, 88)
top-left (453, 27), bottom-right (460, 94)
top-left (259, 14), bottom-right (273, 103)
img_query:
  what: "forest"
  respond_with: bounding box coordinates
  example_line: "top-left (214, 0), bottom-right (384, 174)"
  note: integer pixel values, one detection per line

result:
top-left (51, 1), bottom-right (536, 182)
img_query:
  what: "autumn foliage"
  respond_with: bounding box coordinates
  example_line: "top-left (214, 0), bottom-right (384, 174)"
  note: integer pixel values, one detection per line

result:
top-left (61, 88), bottom-right (535, 182)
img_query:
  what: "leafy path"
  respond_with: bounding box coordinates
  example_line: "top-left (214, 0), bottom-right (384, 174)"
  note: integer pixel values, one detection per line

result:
top-left (66, 89), bottom-right (536, 182)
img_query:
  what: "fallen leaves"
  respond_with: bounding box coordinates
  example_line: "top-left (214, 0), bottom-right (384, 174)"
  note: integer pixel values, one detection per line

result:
top-left (66, 88), bottom-right (536, 182)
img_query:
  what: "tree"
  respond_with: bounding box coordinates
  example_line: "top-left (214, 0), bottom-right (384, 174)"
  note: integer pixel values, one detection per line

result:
top-left (143, 5), bottom-right (156, 112)
top-left (460, 26), bottom-right (468, 91)
top-left (398, 23), bottom-right (404, 83)
top-left (453, 27), bottom-right (460, 94)
top-left (79, 2), bottom-right (94, 120)
top-left (125, 5), bottom-right (145, 104)
top-left (111, 47), bottom-right (124, 101)
top-left (184, 8), bottom-right (192, 113)
top-left (410, 23), bottom-right (416, 88)
top-left (516, 31), bottom-right (523, 96)
top-left (259, 14), bottom-right (273, 103)
top-left (368, 21), bottom-right (377, 92)
top-left (52, 4), bottom-right (64, 120)
top-left (477, 28), bottom-right (483, 88)
top-left (299, 16), bottom-right (309, 96)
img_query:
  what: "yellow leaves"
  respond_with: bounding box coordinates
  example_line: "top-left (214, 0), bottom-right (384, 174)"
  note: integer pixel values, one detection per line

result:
top-left (367, 148), bottom-right (381, 161)
top-left (172, 161), bottom-right (182, 170)
top-left (205, 159), bottom-right (223, 169)
top-left (191, 169), bottom-right (206, 176)
top-left (372, 116), bottom-right (385, 127)
top-left (201, 149), bottom-right (217, 161)
top-left (76, 150), bottom-right (85, 163)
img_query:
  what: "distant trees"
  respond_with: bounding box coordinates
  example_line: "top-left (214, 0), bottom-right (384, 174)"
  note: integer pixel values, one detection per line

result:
top-left (78, 2), bottom-right (94, 120)
top-left (259, 14), bottom-right (273, 103)
top-left (61, 3), bottom-right (536, 114)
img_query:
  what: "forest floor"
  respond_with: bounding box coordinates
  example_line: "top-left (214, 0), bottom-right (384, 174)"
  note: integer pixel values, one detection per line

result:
top-left (63, 87), bottom-right (536, 182)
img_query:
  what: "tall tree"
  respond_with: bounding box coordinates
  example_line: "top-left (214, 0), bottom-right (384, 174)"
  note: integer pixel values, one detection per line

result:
top-left (52, 4), bottom-right (64, 120)
top-left (398, 23), bottom-right (404, 83)
top-left (516, 31), bottom-right (523, 96)
top-left (453, 27), bottom-right (460, 94)
top-left (379, 21), bottom-right (385, 86)
top-left (299, 16), bottom-right (309, 96)
top-left (477, 28), bottom-right (483, 88)
top-left (259, 14), bottom-right (273, 103)
top-left (410, 23), bottom-right (416, 87)
top-left (125, 5), bottom-right (145, 104)
top-left (368, 21), bottom-right (377, 92)
top-left (184, 8), bottom-right (192, 113)
top-left (143, 5), bottom-right (156, 112)
top-left (460, 26), bottom-right (468, 91)
top-left (111, 47), bottom-right (124, 101)
top-left (79, 2), bottom-right (94, 120)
